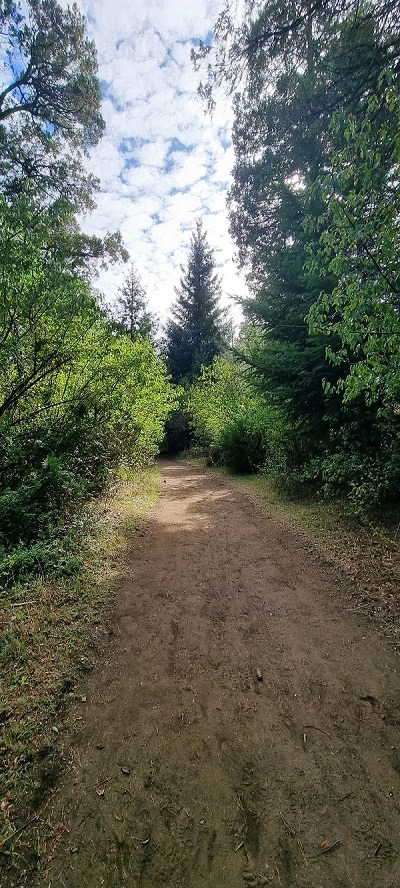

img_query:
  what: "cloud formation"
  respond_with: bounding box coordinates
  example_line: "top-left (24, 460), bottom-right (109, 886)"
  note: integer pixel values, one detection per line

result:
top-left (76, 0), bottom-right (246, 325)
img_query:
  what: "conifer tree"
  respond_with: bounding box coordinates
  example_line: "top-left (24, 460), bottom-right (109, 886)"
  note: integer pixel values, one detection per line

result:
top-left (116, 263), bottom-right (157, 341)
top-left (166, 219), bottom-right (225, 383)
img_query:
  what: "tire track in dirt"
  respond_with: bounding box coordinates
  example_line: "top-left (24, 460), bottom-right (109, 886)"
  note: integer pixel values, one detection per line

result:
top-left (37, 460), bottom-right (400, 887)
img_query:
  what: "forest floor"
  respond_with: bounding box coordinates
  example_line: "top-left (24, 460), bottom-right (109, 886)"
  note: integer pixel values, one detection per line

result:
top-left (20, 460), bottom-right (400, 886)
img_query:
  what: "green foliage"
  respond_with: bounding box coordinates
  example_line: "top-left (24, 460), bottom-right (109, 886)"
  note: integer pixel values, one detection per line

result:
top-left (0, 628), bottom-right (27, 664)
top-left (197, 1), bottom-right (400, 510)
top-left (188, 357), bottom-right (290, 474)
top-left (162, 404), bottom-right (192, 454)
top-left (0, 194), bottom-right (176, 579)
top-left (307, 71), bottom-right (400, 409)
top-left (114, 263), bottom-right (158, 342)
top-left (166, 219), bottom-right (225, 383)
top-left (0, 0), bottom-right (177, 584)
top-left (0, 293), bottom-right (176, 560)
top-left (317, 430), bottom-right (400, 515)
top-left (0, 0), bottom-right (104, 203)
top-left (0, 533), bottom-right (84, 586)
top-left (223, 4), bottom-right (393, 438)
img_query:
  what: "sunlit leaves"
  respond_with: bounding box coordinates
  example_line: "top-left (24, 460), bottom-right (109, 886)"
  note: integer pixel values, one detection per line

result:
top-left (308, 72), bottom-right (400, 408)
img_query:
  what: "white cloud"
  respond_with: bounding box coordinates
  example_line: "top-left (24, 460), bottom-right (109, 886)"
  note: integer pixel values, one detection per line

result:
top-left (76, 0), bottom-right (247, 327)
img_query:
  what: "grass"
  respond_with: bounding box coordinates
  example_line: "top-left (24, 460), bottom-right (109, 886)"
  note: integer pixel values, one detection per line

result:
top-left (0, 463), bottom-right (161, 886)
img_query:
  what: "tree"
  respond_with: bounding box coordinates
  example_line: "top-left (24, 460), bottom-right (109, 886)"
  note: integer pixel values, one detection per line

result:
top-left (188, 356), bottom-right (289, 473)
top-left (198, 1), bottom-right (400, 435)
top-left (0, 0), bottom-right (104, 204)
top-left (308, 70), bottom-right (400, 410)
top-left (166, 219), bottom-right (225, 383)
top-left (190, 0), bottom-right (400, 507)
top-left (0, 0), bottom-right (103, 143)
top-left (0, 193), bottom-right (127, 426)
top-left (0, 192), bottom-right (176, 559)
top-left (194, 0), bottom-right (400, 114)
top-left (115, 263), bottom-right (158, 342)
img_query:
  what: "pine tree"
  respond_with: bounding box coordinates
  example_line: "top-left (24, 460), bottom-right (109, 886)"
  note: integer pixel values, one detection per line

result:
top-left (166, 219), bottom-right (225, 383)
top-left (116, 263), bottom-right (157, 341)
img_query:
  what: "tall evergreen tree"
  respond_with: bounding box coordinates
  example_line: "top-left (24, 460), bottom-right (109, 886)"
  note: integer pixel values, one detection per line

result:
top-left (166, 219), bottom-right (225, 383)
top-left (194, 0), bottom-right (400, 505)
top-left (116, 263), bottom-right (157, 341)
top-left (198, 0), bottom-right (400, 445)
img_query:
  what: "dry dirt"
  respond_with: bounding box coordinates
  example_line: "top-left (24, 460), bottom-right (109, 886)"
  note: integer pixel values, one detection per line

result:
top-left (36, 460), bottom-right (400, 887)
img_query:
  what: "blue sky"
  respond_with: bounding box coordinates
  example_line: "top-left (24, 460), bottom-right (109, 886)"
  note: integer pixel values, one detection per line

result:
top-left (73, 0), bottom-right (247, 326)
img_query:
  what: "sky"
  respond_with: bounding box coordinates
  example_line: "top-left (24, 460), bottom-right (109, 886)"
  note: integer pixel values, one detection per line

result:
top-left (74, 0), bottom-right (247, 328)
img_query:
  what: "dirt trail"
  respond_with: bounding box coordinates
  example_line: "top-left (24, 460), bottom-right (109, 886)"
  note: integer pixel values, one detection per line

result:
top-left (38, 460), bottom-right (400, 887)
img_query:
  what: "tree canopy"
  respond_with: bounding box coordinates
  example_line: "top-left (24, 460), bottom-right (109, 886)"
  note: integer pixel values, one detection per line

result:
top-left (190, 0), bottom-right (400, 509)
top-left (0, 0), bottom-right (104, 204)
top-left (0, 1), bottom-right (177, 581)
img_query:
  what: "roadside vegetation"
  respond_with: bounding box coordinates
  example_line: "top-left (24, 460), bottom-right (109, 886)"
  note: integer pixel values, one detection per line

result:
top-left (163, 0), bottom-right (400, 650)
top-left (0, 0), bottom-right (176, 592)
top-left (0, 463), bottom-right (161, 880)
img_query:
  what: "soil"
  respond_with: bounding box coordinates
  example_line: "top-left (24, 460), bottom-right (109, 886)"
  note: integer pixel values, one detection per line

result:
top-left (36, 460), bottom-right (400, 887)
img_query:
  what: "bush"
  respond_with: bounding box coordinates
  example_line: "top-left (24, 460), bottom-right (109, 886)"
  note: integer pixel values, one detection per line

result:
top-left (319, 447), bottom-right (400, 514)
top-left (0, 537), bottom-right (83, 586)
top-left (188, 358), bottom-right (290, 474)
top-left (0, 304), bottom-right (177, 574)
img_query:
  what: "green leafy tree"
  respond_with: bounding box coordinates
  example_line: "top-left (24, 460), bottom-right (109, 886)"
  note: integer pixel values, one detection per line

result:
top-left (166, 219), bottom-right (225, 383)
top-left (0, 0), bottom-right (103, 142)
top-left (0, 193), bottom-right (176, 567)
top-left (190, 0), bottom-right (400, 506)
top-left (0, 0), bottom-right (180, 580)
top-left (194, 0), bottom-right (400, 113)
top-left (308, 72), bottom-right (400, 409)
top-left (115, 263), bottom-right (158, 342)
top-left (0, 193), bottom-right (128, 425)
top-left (0, 0), bottom-right (104, 203)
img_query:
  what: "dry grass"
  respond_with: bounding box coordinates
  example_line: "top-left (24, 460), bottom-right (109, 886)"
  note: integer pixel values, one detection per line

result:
top-left (0, 464), bottom-right (160, 885)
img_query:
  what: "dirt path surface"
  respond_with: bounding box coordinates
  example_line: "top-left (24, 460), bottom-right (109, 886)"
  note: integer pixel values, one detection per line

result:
top-left (38, 460), bottom-right (400, 887)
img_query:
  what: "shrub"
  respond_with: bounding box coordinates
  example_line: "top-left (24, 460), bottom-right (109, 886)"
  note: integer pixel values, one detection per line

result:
top-left (188, 358), bottom-right (290, 474)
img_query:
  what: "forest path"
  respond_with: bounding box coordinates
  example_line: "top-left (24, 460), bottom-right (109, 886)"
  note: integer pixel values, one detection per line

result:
top-left (39, 459), bottom-right (400, 887)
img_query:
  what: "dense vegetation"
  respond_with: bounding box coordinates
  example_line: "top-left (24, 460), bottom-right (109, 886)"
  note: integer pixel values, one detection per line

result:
top-left (0, 0), bottom-right (175, 584)
top-left (187, 0), bottom-right (400, 514)
top-left (2, 0), bottom-right (400, 589)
